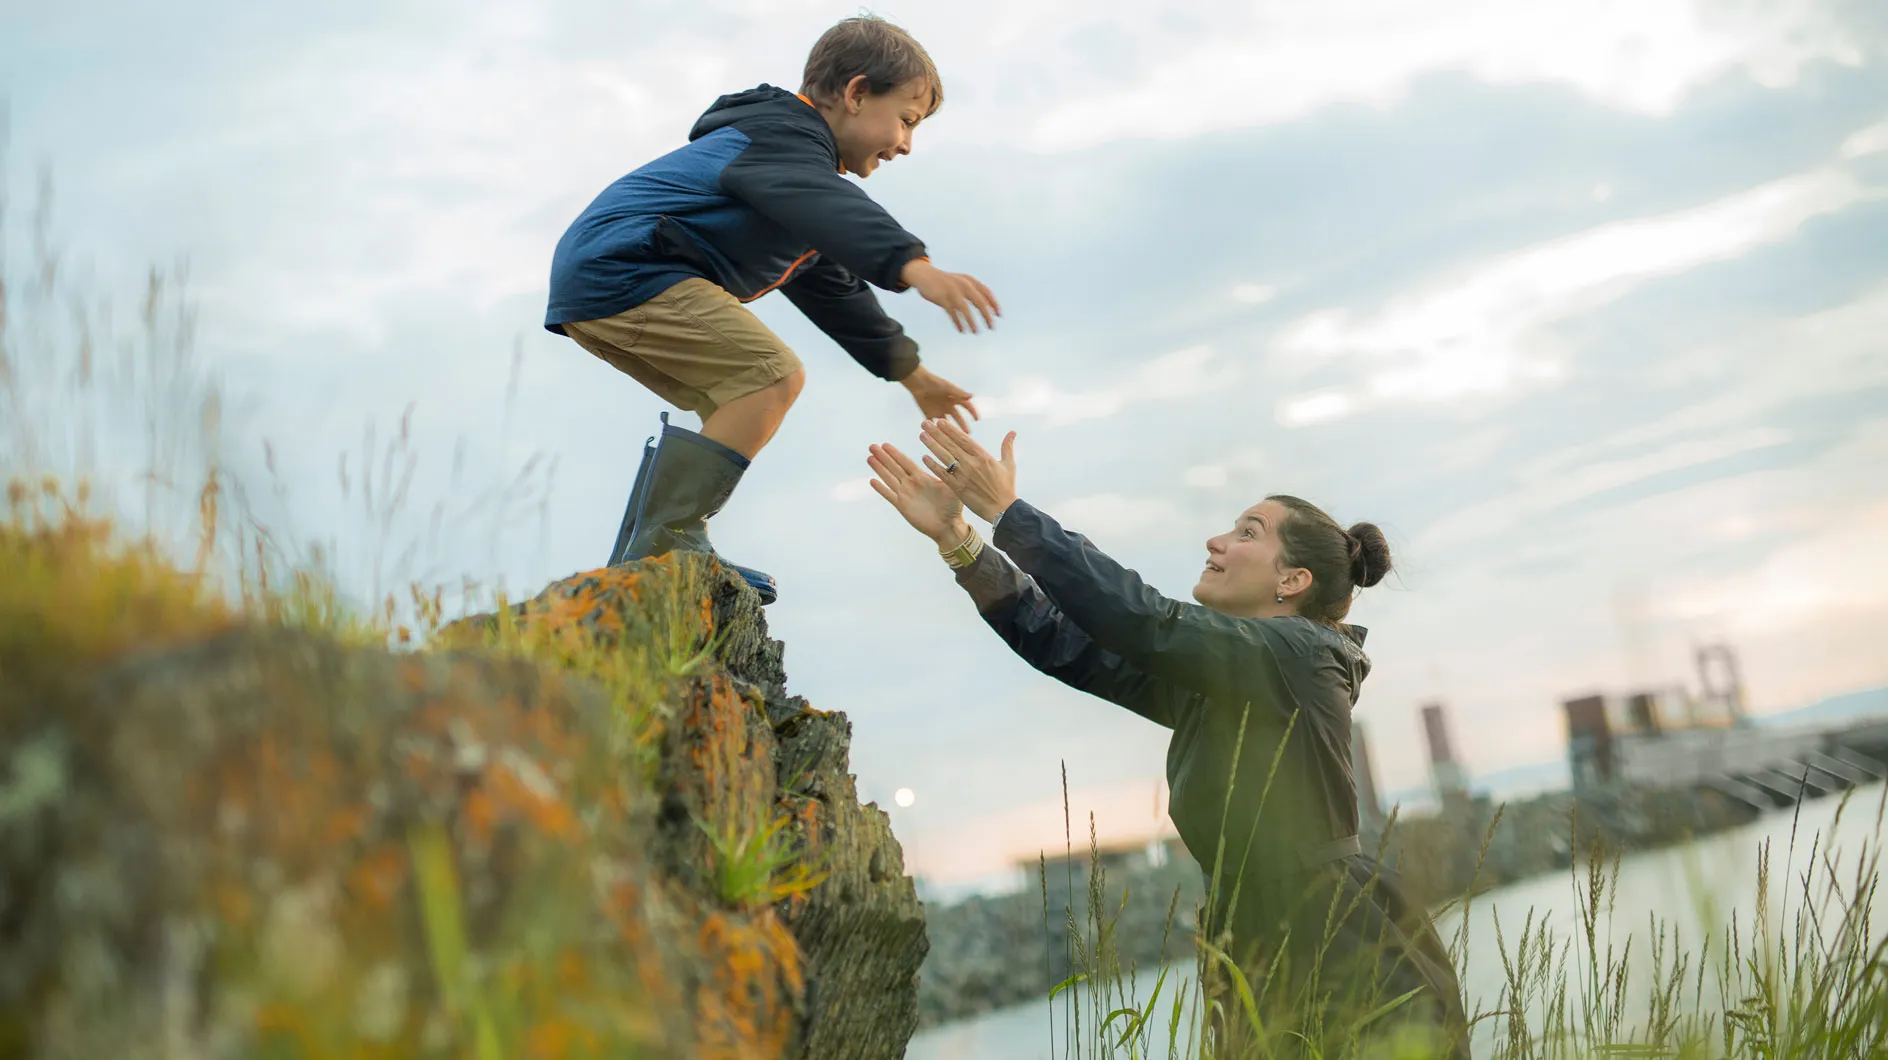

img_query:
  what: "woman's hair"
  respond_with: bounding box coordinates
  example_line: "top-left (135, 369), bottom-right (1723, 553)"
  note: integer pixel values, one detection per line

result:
top-left (1265, 495), bottom-right (1392, 624)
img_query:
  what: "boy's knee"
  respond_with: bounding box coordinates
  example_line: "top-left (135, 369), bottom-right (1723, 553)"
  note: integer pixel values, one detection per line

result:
top-left (779, 367), bottom-right (806, 403)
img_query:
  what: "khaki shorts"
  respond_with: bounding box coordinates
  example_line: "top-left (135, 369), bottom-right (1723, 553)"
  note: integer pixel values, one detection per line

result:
top-left (562, 277), bottom-right (805, 418)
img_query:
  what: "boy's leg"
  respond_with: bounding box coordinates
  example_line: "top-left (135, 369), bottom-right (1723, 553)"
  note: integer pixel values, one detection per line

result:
top-left (700, 369), bottom-right (805, 460)
top-left (561, 279), bottom-right (804, 602)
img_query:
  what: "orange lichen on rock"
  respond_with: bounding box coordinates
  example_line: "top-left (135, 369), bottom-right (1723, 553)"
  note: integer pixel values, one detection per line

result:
top-left (7, 533), bottom-right (924, 1059)
top-left (694, 909), bottom-right (806, 1060)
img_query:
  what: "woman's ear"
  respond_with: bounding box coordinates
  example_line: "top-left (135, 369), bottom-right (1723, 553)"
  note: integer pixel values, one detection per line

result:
top-left (1280, 568), bottom-right (1314, 600)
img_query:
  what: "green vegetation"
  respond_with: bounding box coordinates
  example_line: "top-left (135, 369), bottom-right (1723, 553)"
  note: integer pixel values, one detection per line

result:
top-left (1034, 738), bottom-right (1886, 1059)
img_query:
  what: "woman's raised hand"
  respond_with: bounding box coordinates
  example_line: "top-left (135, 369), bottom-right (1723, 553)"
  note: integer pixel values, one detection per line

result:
top-left (919, 419), bottom-right (1018, 524)
top-left (868, 442), bottom-right (969, 548)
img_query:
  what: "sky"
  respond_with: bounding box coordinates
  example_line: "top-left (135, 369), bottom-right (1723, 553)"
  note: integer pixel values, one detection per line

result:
top-left (4, 0), bottom-right (1886, 893)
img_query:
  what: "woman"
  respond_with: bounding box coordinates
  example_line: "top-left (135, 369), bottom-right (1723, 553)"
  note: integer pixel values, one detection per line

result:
top-left (867, 421), bottom-right (1470, 1058)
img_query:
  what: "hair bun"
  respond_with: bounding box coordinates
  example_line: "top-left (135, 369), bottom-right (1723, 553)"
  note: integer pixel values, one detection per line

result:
top-left (1346, 522), bottom-right (1393, 589)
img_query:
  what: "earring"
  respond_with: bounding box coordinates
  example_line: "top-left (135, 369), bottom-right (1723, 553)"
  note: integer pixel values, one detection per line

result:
top-left (1275, 592), bottom-right (1285, 604)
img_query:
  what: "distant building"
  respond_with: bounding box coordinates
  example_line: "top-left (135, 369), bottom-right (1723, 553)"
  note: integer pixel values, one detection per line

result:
top-left (1564, 693), bottom-right (1614, 791)
top-left (1025, 837), bottom-right (1169, 887)
top-left (1695, 642), bottom-right (1750, 728)
top-left (1557, 642), bottom-right (1887, 802)
top-left (1352, 719), bottom-right (1384, 827)
top-left (1421, 702), bottom-right (1470, 810)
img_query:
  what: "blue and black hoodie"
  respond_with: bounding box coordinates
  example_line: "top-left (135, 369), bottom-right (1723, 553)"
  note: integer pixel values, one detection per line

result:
top-left (545, 85), bottom-right (927, 382)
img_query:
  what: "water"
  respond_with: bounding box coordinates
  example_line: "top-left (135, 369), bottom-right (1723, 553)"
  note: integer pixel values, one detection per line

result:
top-left (907, 784), bottom-right (1887, 1059)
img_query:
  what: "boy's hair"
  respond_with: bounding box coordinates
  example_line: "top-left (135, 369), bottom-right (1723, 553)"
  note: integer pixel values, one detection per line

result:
top-left (801, 15), bottom-right (944, 118)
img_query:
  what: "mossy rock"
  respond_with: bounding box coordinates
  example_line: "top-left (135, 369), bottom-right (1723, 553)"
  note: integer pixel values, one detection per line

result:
top-left (2, 522), bottom-right (925, 1059)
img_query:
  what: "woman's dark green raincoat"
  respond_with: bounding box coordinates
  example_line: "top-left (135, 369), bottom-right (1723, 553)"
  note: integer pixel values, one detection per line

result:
top-left (955, 500), bottom-right (1470, 1057)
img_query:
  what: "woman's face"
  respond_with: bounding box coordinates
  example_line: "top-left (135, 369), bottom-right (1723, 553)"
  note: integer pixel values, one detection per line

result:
top-left (1192, 499), bottom-right (1303, 615)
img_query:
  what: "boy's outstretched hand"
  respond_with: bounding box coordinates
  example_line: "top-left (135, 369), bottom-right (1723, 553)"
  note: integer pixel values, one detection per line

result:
top-left (901, 258), bottom-right (1001, 334)
top-left (900, 366), bottom-right (979, 432)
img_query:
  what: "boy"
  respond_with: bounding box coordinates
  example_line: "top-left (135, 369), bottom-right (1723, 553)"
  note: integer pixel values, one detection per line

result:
top-left (545, 15), bottom-right (999, 605)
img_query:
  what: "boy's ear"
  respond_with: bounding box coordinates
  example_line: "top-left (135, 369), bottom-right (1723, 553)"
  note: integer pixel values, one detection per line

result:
top-left (843, 74), bottom-right (871, 113)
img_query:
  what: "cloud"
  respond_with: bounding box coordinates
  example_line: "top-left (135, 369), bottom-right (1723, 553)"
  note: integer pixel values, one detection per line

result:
top-left (1231, 282), bottom-right (1277, 305)
top-left (1271, 146), bottom-right (1881, 424)
top-left (976, 344), bottom-right (1220, 425)
top-left (1026, 0), bottom-right (1866, 151)
top-left (1045, 493), bottom-right (1186, 546)
top-left (1653, 500), bottom-right (1888, 631)
top-left (830, 476), bottom-right (878, 503)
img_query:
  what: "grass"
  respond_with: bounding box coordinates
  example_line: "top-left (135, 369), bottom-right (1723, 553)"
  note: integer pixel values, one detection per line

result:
top-left (697, 810), bottom-right (833, 910)
top-left (1027, 707), bottom-right (1888, 1060)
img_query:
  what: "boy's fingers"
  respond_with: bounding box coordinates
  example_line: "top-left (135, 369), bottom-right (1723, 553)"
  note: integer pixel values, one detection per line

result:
top-left (962, 396), bottom-right (981, 421)
top-left (970, 287), bottom-right (996, 329)
top-left (975, 278), bottom-right (1001, 316)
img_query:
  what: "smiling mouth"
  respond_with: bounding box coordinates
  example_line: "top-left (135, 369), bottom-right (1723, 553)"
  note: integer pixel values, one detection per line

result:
top-left (1203, 562), bottom-right (1224, 574)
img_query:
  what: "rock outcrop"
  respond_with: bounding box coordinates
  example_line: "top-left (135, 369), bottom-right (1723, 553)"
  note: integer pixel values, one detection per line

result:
top-left (0, 515), bottom-right (926, 1059)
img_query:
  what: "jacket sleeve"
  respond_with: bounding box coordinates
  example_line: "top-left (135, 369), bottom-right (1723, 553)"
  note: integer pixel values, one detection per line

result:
top-left (954, 545), bottom-right (1190, 728)
top-left (990, 500), bottom-right (1290, 708)
top-left (780, 256), bottom-right (921, 381)
top-left (718, 119), bottom-right (928, 293)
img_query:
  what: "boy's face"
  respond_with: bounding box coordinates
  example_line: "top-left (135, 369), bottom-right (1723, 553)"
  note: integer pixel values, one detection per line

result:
top-left (829, 76), bottom-right (932, 178)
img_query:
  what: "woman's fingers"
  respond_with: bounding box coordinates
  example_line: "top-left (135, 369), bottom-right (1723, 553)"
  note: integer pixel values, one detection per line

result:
top-left (883, 443), bottom-right (931, 481)
top-left (917, 425), bottom-right (960, 467)
top-left (866, 447), bottom-right (904, 487)
top-left (870, 446), bottom-right (928, 495)
top-left (921, 453), bottom-right (960, 482)
top-left (934, 418), bottom-right (994, 462)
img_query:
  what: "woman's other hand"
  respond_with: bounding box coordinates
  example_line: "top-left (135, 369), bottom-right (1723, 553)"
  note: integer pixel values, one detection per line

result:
top-left (868, 442), bottom-right (970, 548)
top-left (919, 419), bottom-right (1018, 524)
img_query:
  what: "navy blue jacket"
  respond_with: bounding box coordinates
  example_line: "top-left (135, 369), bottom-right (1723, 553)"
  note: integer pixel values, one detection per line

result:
top-left (545, 85), bottom-right (926, 381)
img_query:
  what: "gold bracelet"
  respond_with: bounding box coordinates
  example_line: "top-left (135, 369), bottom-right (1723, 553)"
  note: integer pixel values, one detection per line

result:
top-left (940, 526), bottom-right (984, 569)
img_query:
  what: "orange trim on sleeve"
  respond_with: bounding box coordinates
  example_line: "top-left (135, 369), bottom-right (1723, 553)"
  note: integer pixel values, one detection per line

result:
top-left (741, 248), bottom-right (819, 303)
